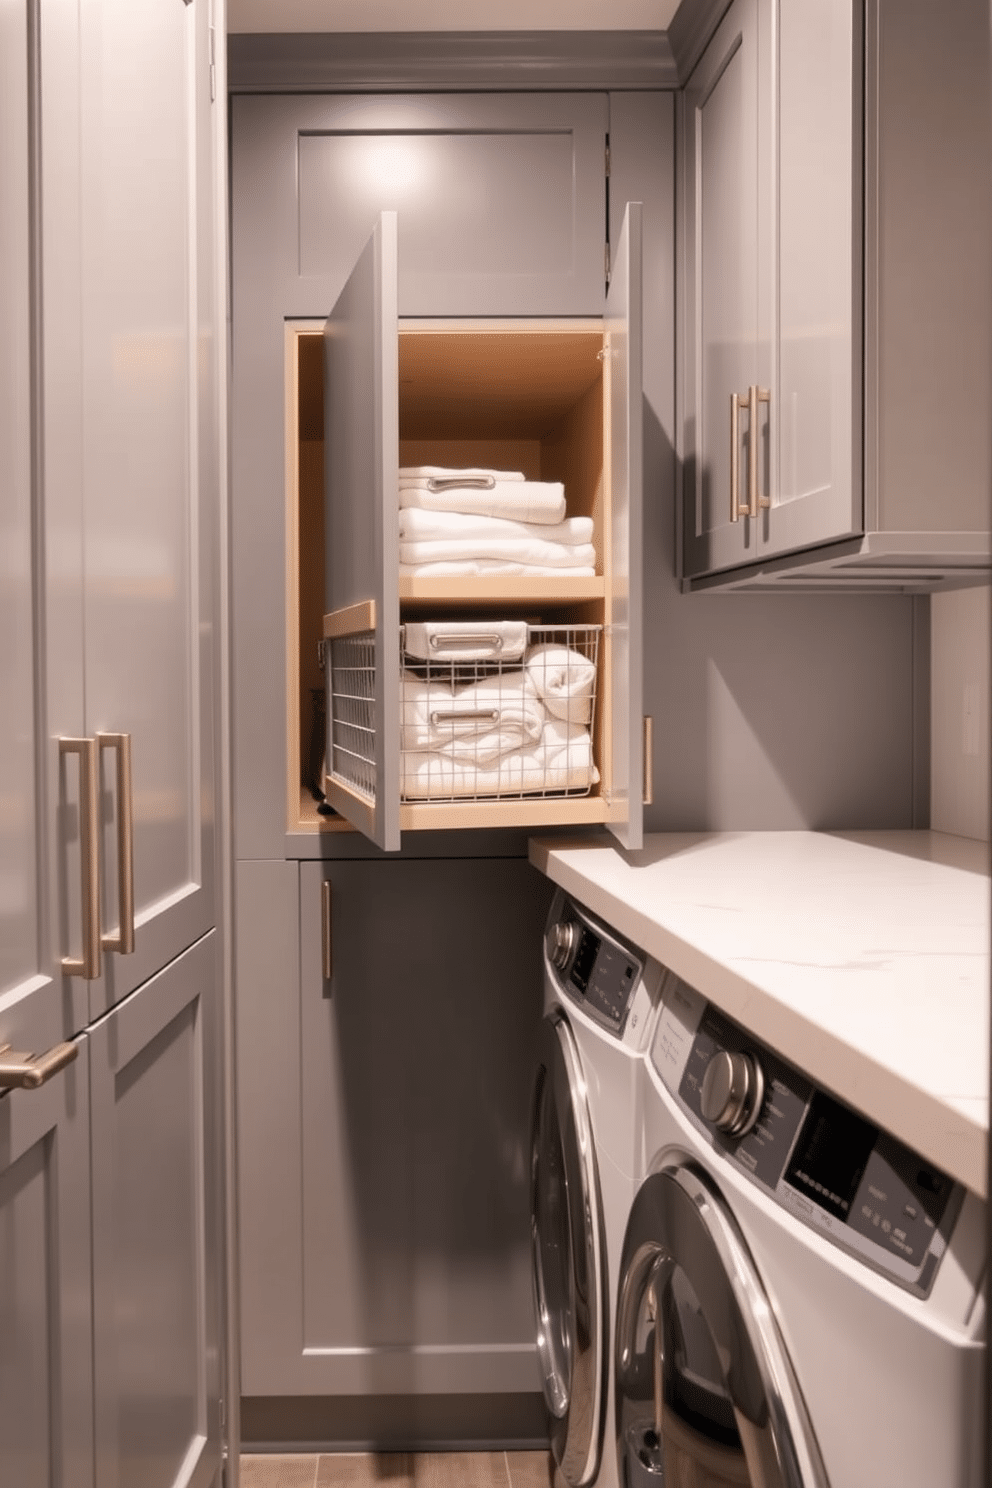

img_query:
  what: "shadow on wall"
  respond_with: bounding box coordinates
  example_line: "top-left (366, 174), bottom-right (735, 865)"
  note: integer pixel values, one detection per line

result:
top-left (641, 402), bottom-right (919, 833)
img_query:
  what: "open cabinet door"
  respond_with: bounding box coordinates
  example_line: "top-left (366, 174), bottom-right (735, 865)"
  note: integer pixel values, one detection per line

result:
top-left (605, 203), bottom-right (644, 850)
top-left (323, 213), bottom-right (401, 851)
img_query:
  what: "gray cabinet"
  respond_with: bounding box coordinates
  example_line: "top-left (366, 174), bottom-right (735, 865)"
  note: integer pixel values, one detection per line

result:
top-left (237, 856), bottom-right (554, 1413)
top-left (679, 0), bottom-right (992, 588)
top-left (230, 92), bottom-right (616, 859)
top-left (0, 0), bottom-right (227, 1481)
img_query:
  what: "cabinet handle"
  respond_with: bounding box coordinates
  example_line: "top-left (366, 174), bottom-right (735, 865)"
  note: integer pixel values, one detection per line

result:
top-left (59, 738), bottom-right (101, 980)
top-left (642, 716), bottom-right (654, 806)
top-left (747, 385), bottom-right (771, 520)
top-left (430, 709), bottom-right (500, 727)
top-left (0, 1039), bottom-right (78, 1090)
top-left (730, 391), bottom-right (749, 523)
top-left (321, 880), bottom-right (333, 984)
top-left (98, 733), bottom-right (135, 954)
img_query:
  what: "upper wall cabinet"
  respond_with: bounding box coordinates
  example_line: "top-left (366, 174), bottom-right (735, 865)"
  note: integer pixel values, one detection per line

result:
top-left (319, 208), bottom-right (644, 854)
top-left (231, 92), bottom-right (609, 319)
top-left (678, 0), bottom-right (992, 589)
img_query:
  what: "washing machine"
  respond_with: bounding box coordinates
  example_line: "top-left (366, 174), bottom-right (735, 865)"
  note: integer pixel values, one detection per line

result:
top-left (529, 888), bottom-right (665, 1488)
top-left (614, 970), bottom-right (987, 1488)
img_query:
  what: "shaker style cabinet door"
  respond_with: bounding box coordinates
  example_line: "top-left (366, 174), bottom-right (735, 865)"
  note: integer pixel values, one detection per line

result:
top-left (322, 213), bottom-right (401, 850)
top-left (0, 1054), bottom-right (94, 1488)
top-left (89, 933), bottom-right (223, 1488)
top-left (680, 0), bottom-right (860, 580)
top-left (680, 0), bottom-right (766, 579)
top-left (79, 0), bottom-right (217, 1018)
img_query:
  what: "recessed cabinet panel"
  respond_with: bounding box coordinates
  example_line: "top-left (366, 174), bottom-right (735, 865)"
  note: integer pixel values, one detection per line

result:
top-left (90, 934), bottom-right (221, 1488)
top-left (0, 1051), bottom-right (94, 1488)
top-left (80, 0), bottom-right (215, 1017)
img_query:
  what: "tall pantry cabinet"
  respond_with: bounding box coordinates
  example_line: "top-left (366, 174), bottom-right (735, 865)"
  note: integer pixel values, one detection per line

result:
top-left (0, 2), bottom-right (227, 1485)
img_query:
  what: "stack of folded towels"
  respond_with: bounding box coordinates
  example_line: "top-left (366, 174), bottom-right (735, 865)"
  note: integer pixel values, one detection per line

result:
top-left (398, 466), bottom-right (596, 578)
top-left (399, 621), bottom-right (599, 801)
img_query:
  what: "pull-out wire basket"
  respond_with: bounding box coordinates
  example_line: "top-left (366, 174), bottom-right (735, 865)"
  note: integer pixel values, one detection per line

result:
top-left (399, 621), bottom-right (601, 803)
top-left (324, 621), bottom-right (602, 807)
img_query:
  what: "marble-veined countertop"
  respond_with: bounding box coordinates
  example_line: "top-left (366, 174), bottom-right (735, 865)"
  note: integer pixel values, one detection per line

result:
top-left (529, 831), bottom-right (990, 1197)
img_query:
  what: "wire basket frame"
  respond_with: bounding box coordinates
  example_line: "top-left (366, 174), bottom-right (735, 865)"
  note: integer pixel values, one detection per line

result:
top-left (326, 630), bottom-right (377, 801)
top-left (399, 622), bottom-right (602, 803)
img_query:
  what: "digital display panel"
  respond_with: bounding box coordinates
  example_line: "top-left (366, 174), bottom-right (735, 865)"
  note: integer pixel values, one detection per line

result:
top-left (569, 928), bottom-right (601, 993)
top-left (784, 1092), bottom-right (878, 1223)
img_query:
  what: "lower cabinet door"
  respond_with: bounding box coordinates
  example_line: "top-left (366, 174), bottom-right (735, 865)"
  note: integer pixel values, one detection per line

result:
top-left (237, 855), bottom-right (554, 1400)
top-left (0, 1046), bottom-right (94, 1488)
top-left (89, 931), bottom-right (223, 1488)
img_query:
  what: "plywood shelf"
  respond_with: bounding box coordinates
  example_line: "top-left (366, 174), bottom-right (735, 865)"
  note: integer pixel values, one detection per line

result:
top-left (399, 576), bottom-right (605, 606)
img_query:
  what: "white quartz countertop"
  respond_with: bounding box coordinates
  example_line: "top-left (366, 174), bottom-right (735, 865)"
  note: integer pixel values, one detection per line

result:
top-left (529, 831), bottom-right (990, 1198)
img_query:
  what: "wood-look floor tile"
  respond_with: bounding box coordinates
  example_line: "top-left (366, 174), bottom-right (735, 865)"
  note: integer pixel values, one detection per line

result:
top-left (239, 1455), bottom-right (319, 1488)
top-left (316, 1453), bottom-right (416, 1487)
top-left (504, 1451), bottom-right (563, 1488)
top-left (413, 1451), bottom-right (510, 1488)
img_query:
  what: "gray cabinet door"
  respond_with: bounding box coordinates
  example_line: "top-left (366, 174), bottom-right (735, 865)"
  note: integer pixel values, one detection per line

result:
top-left (323, 214), bottom-right (401, 850)
top-left (89, 932), bottom-right (223, 1488)
top-left (238, 856), bottom-right (553, 1398)
top-left (0, 1051), bottom-right (94, 1488)
top-left (605, 202), bottom-right (644, 852)
top-left (680, 0), bottom-right (766, 579)
top-left (78, 0), bottom-right (217, 1020)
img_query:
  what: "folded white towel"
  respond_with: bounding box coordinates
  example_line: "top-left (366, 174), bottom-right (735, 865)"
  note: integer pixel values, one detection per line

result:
top-left (399, 479), bottom-right (566, 525)
top-left (398, 506), bottom-right (594, 547)
top-left (403, 620), bottom-right (528, 663)
top-left (399, 466), bottom-right (525, 484)
top-left (399, 538), bottom-right (596, 569)
top-left (525, 643), bottom-right (598, 725)
top-left (400, 721), bottom-right (598, 800)
top-left (399, 560), bottom-right (596, 578)
top-left (400, 672), bottom-right (544, 763)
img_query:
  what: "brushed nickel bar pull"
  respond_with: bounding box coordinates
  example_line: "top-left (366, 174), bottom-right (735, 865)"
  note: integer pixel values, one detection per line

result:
top-left (321, 880), bottom-right (333, 983)
top-left (0, 1039), bottom-right (78, 1090)
top-left (748, 385), bottom-right (771, 518)
top-left (642, 716), bottom-right (654, 806)
top-left (59, 737), bottom-right (101, 980)
top-left (98, 733), bottom-right (135, 954)
top-left (730, 391), bottom-right (749, 522)
top-left (428, 632), bottom-right (504, 652)
top-left (430, 709), bottom-right (500, 727)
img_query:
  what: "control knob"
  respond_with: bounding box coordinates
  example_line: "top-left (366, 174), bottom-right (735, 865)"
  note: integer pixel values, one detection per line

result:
top-left (700, 1050), bottom-right (765, 1138)
top-left (550, 921), bottom-right (579, 971)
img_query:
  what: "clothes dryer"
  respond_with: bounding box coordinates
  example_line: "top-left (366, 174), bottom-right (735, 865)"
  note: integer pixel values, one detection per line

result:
top-left (615, 972), bottom-right (986, 1488)
top-left (530, 889), bottom-right (664, 1488)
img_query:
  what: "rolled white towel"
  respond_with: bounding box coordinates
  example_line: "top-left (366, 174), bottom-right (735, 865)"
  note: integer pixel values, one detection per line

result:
top-left (399, 537), bottom-right (596, 569)
top-left (399, 479), bottom-right (566, 525)
top-left (400, 671), bottom-right (545, 764)
top-left (400, 721), bottom-right (598, 800)
top-left (398, 505), bottom-right (594, 547)
top-left (525, 643), bottom-right (598, 725)
top-left (399, 560), bottom-right (596, 578)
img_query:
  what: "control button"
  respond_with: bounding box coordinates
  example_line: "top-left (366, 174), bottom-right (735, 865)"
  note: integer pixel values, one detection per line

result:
top-left (700, 1050), bottom-right (766, 1137)
top-left (550, 921), bottom-right (578, 971)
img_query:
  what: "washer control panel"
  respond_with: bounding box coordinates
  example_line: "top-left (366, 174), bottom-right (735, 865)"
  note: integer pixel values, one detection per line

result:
top-left (545, 895), bottom-right (645, 1038)
top-left (652, 979), bottom-right (962, 1296)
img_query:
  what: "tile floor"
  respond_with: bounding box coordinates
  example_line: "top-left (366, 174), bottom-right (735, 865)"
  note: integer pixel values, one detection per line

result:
top-left (239, 1451), bottom-right (563, 1488)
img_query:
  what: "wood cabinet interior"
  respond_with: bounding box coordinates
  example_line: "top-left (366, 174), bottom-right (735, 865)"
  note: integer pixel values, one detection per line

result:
top-left (290, 321), bottom-right (617, 836)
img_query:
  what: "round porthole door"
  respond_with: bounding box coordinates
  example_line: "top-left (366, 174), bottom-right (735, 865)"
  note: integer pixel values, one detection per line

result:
top-left (614, 1161), bottom-right (829, 1488)
top-left (530, 1012), bottom-right (608, 1487)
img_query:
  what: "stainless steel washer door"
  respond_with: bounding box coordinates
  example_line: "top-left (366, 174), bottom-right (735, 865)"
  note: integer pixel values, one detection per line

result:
top-left (530, 1012), bottom-right (608, 1488)
top-left (614, 1162), bottom-right (829, 1488)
